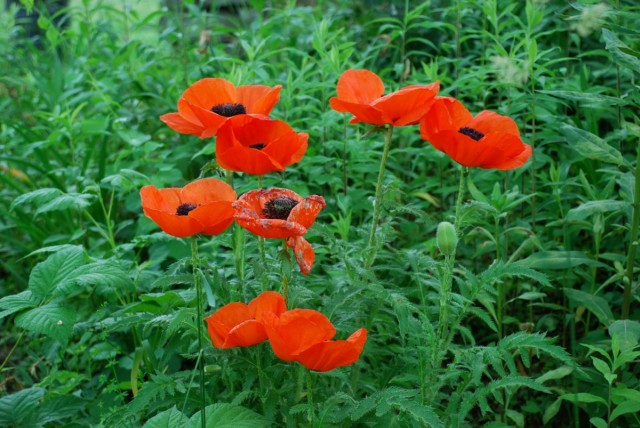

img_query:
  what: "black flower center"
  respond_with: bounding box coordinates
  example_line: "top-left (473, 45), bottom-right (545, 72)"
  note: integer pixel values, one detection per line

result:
top-left (176, 203), bottom-right (197, 216)
top-left (211, 103), bottom-right (246, 117)
top-left (458, 127), bottom-right (485, 141)
top-left (262, 197), bottom-right (299, 220)
top-left (249, 143), bottom-right (266, 150)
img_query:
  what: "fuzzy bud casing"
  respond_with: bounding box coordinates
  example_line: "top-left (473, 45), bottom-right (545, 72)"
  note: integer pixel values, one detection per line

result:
top-left (436, 221), bottom-right (458, 256)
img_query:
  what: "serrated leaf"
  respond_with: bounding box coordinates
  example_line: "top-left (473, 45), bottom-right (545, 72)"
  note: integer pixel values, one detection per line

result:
top-left (567, 200), bottom-right (629, 221)
top-left (561, 125), bottom-right (626, 167)
top-left (602, 29), bottom-right (640, 73)
top-left (29, 247), bottom-right (84, 299)
top-left (187, 403), bottom-right (270, 428)
top-left (143, 406), bottom-right (189, 428)
top-left (35, 192), bottom-right (95, 215)
top-left (10, 188), bottom-right (62, 211)
top-left (540, 90), bottom-right (629, 106)
top-left (0, 290), bottom-right (39, 319)
top-left (0, 387), bottom-right (45, 426)
top-left (15, 303), bottom-right (76, 342)
top-left (564, 289), bottom-right (614, 326)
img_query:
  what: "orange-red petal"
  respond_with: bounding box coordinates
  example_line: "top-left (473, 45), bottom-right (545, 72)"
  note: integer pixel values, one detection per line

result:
top-left (248, 291), bottom-right (287, 322)
top-left (286, 236), bottom-right (315, 275)
top-left (329, 98), bottom-right (387, 126)
top-left (335, 69), bottom-right (385, 104)
top-left (288, 195), bottom-right (326, 229)
top-left (181, 77), bottom-right (237, 111)
top-left (205, 302), bottom-right (266, 349)
top-left (372, 82), bottom-right (440, 126)
top-left (237, 85), bottom-right (282, 115)
top-left (263, 309), bottom-right (336, 361)
top-left (159, 112), bottom-right (204, 136)
top-left (296, 328), bottom-right (367, 372)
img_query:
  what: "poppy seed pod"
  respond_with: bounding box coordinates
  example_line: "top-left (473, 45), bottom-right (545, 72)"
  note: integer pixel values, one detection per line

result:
top-left (436, 221), bottom-right (458, 256)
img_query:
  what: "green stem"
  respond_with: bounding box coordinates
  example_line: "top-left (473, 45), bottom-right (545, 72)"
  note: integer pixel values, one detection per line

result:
top-left (282, 240), bottom-right (290, 306)
top-left (432, 166), bottom-right (467, 371)
top-left (0, 331), bottom-right (24, 372)
top-left (622, 148), bottom-right (640, 319)
top-left (191, 237), bottom-right (206, 428)
top-left (307, 370), bottom-right (315, 424)
top-left (366, 125), bottom-right (394, 267)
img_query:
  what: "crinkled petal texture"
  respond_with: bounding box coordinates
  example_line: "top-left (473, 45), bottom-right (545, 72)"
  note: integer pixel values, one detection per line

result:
top-left (205, 291), bottom-right (286, 349)
top-left (420, 97), bottom-right (532, 170)
top-left (140, 178), bottom-right (236, 238)
top-left (216, 115), bottom-right (308, 175)
top-left (264, 309), bottom-right (367, 372)
top-left (233, 188), bottom-right (325, 274)
top-left (160, 78), bottom-right (282, 138)
top-left (330, 69), bottom-right (439, 126)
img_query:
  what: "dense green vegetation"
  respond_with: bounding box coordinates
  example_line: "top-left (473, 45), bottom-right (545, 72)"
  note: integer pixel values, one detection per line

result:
top-left (1, 0), bottom-right (639, 426)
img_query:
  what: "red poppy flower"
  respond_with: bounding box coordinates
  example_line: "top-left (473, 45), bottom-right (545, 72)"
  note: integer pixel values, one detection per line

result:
top-left (419, 97), bottom-right (532, 170)
top-left (205, 291), bottom-right (286, 349)
top-left (329, 69), bottom-right (440, 126)
top-left (215, 115), bottom-right (308, 175)
top-left (262, 309), bottom-right (367, 372)
top-left (140, 178), bottom-right (236, 238)
top-left (160, 78), bottom-right (282, 138)
top-left (233, 188), bottom-right (326, 275)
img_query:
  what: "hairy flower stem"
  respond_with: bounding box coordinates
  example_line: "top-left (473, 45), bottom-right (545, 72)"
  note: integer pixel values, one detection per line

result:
top-left (433, 167), bottom-right (467, 371)
top-left (282, 239), bottom-right (290, 306)
top-left (257, 176), bottom-right (268, 291)
top-left (307, 370), bottom-right (315, 424)
top-left (366, 125), bottom-right (394, 267)
top-left (622, 148), bottom-right (640, 319)
top-left (191, 237), bottom-right (206, 428)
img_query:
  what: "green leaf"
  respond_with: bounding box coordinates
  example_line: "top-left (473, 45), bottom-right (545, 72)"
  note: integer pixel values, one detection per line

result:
top-left (35, 192), bottom-right (96, 215)
top-left (564, 288), bottom-right (614, 326)
top-left (28, 247), bottom-right (84, 299)
top-left (540, 90), bottom-right (629, 106)
top-left (590, 417), bottom-right (608, 428)
top-left (187, 403), bottom-right (271, 428)
top-left (0, 388), bottom-right (44, 427)
top-left (536, 365), bottom-right (574, 384)
top-left (559, 393), bottom-right (607, 406)
top-left (602, 29), bottom-right (640, 73)
top-left (15, 303), bottom-right (76, 342)
top-left (0, 290), bottom-right (38, 320)
top-left (608, 319), bottom-right (640, 351)
top-left (610, 400), bottom-right (640, 421)
top-left (561, 125), bottom-right (626, 167)
top-left (18, 0), bottom-right (34, 13)
top-left (567, 200), bottom-right (629, 221)
top-left (592, 357), bottom-right (612, 380)
top-left (143, 407), bottom-right (189, 428)
top-left (38, 396), bottom-right (85, 424)
top-left (10, 188), bottom-right (63, 211)
top-left (543, 398), bottom-right (562, 424)
top-left (521, 251), bottom-right (603, 270)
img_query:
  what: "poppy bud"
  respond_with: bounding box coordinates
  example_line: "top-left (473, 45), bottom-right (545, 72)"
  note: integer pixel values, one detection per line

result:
top-left (436, 221), bottom-right (457, 256)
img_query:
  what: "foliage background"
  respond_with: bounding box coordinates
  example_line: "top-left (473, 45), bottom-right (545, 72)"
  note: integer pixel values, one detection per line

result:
top-left (1, 0), bottom-right (639, 426)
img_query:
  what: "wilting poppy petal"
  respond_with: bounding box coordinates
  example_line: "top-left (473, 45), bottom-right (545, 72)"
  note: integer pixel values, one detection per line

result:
top-left (140, 178), bottom-right (236, 238)
top-left (216, 115), bottom-right (307, 175)
top-left (288, 195), bottom-right (327, 230)
top-left (420, 97), bottom-right (531, 170)
top-left (161, 78), bottom-right (282, 137)
top-left (286, 236), bottom-right (315, 275)
top-left (205, 291), bottom-right (287, 349)
top-left (263, 309), bottom-right (336, 361)
top-left (330, 69), bottom-right (439, 126)
top-left (296, 328), bottom-right (367, 372)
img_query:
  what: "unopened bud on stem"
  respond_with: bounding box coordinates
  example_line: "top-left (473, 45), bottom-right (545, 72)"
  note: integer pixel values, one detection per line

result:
top-left (436, 221), bottom-right (458, 256)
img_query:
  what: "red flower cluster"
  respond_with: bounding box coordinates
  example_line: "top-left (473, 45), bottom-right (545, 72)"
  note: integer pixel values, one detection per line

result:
top-left (205, 292), bottom-right (367, 372)
top-left (330, 69), bottom-right (532, 170)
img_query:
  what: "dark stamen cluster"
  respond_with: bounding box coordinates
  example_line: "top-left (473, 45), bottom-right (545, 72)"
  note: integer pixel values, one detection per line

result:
top-left (176, 203), bottom-right (197, 216)
top-left (262, 197), bottom-right (299, 220)
top-left (249, 143), bottom-right (266, 150)
top-left (211, 103), bottom-right (247, 117)
top-left (458, 127), bottom-right (485, 141)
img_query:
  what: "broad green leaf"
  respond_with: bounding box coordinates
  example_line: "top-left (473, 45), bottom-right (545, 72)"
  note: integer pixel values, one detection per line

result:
top-left (522, 251), bottom-right (603, 270)
top-left (564, 289), bottom-right (614, 326)
top-left (608, 320), bottom-right (640, 351)
top-left (590, 417), bottom-right (608, 428)
top-left (28, 247), bottom-right (84, 299)
top-left (10, 188), bottom-right (63, 211)
top-left (567, 200), bottom-right (629, 221)
top-left (561, 125), bottom-right (626, 167)
top-left (611, 400), bottom-right (640, 422)
top-left (38, 396), bottom-right (85, 424)
top-left (602, 29), bottom-right (640, 73)
top-left (0, 387), bottom-right (44, 426)
top-left (187, 404), bottom-right (271, 428)
top-left (0, 290), bottom-right (38, 320)
top-left (15, 303), bottom-right (76, 342)
top-left (560, 393), bottom-right (607, 406)
top-left (591, 357), bottom-right (612, 380)
top-left (143, 407), bottom-right (189, 428)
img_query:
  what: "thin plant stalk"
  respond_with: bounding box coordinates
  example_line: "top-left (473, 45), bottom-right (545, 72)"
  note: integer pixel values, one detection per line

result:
top-left (433, 166), bottom-right (467, 371)
top-left (191, 236), bottom-right (206, 428)
top-left (281, 239), bottom-right (290, 306)
top-left (366, 125), bottom-right (394, 267)
top-left (307, 370), bottom-right (315, 424)
top-left (622, 148), bottom-right (640, 319)
top-left (257, 175), bottom-right (268, 290)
